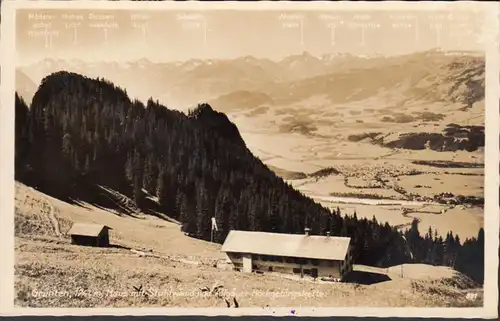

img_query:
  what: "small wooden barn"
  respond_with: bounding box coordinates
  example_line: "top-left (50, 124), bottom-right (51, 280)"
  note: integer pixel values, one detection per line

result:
top-left (67, 223), bottom-right (112, 247)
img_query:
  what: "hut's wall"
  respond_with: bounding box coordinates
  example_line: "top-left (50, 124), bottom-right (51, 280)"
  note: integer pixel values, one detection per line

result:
top-left (226, 252), bottom-right (343, 279)
top-left (71, 235), bottom-right (99, 246)
top-left (340, 246), bottom-right (354, 279)
top-left (98, 230), bottom-right (110, 247)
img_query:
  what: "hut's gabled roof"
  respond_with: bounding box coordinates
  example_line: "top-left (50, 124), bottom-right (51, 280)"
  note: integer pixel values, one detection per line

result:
top-left (67, 223), bottom-right (112, 237)
top-left (221, 230), bottom-right (351, 261)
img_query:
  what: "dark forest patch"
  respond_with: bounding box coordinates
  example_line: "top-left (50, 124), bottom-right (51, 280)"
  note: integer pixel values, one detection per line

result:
top-left (245, 106), bottom-right (269, 117)
top-left (347, 132), bottom-right (383, 143)
top-left (308, 167), bottom-right (341, 178)
top-left (384, 124), bottom-right (484, 152)
top-left (267, 165), bottom-right (307, 180)
top-left (412, 160), bottom-right (484, 168)
top-left (279, 118), bottom-right (318, 135)
top-left (415, 112), bottom-right (446, 122)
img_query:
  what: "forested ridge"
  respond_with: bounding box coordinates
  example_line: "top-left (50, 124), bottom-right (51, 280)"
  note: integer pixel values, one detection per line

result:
top-left (15, 71), bottom-right (484, 283)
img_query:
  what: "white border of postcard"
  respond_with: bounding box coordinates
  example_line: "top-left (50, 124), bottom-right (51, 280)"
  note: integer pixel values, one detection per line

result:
top-left (1, 0), bottom-right (499, 318)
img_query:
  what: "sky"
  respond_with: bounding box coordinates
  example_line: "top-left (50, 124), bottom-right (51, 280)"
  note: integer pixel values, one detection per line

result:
top-left (16, 8), bottom-right (485, 65)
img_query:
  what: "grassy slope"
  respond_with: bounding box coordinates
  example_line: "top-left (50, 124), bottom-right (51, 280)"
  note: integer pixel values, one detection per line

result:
top-left (15, 182), bottom-right (482, 308)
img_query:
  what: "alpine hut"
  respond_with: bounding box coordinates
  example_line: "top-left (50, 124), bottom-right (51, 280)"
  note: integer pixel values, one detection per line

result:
top-left (221, 229), bottom-right (354, 281)
top-left (67, 223), bottom-right (112, 247)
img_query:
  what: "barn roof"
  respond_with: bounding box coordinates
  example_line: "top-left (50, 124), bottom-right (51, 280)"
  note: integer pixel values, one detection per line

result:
top-left (67, 223), bottom-right (112, 237)
top-left (221, 230), bottom-right (351, 261)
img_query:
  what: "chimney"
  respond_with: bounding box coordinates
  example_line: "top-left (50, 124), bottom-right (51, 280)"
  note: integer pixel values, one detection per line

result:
top-left (326, 231), bottom-right (331, 237)
top-left (304, 227), bottom-right (310, 236)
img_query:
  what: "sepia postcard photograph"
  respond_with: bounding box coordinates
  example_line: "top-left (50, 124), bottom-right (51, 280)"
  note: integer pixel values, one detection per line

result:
top-left (0, 0), bottom-right (498, 318)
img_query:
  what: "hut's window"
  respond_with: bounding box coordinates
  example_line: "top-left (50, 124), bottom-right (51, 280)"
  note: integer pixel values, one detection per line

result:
top-left (268, 266), bottom-right (273, 272)
top-left (292, 268), bottom-right (301, 274)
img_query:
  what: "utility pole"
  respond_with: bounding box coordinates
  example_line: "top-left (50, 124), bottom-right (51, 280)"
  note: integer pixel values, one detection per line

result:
top-left (210, 217), bottom-right (218, 243)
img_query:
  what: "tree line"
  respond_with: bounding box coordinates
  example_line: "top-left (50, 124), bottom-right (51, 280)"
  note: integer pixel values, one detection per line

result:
top-left (14, 71), bottom-right (484, 283)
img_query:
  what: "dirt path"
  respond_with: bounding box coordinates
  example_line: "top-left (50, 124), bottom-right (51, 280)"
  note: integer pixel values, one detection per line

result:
top-left (44, 196), bottom-right (61, 237)
top-left (21, 187), bottom-right (61, 237)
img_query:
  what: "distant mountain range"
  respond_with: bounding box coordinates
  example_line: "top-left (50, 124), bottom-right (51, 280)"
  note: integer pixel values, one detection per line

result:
top-left (15, 70), bottom-right (38, 104)
top-left (16, 49), bottom-right (485, 111)
top-left (17, 51), bottom-right (375, 105)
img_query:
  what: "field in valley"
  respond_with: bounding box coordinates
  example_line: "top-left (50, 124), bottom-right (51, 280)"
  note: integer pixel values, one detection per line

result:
top-left (14, 182), bottom-right (482, 308)
top-left (226, 91), bottom-right (484, 240)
